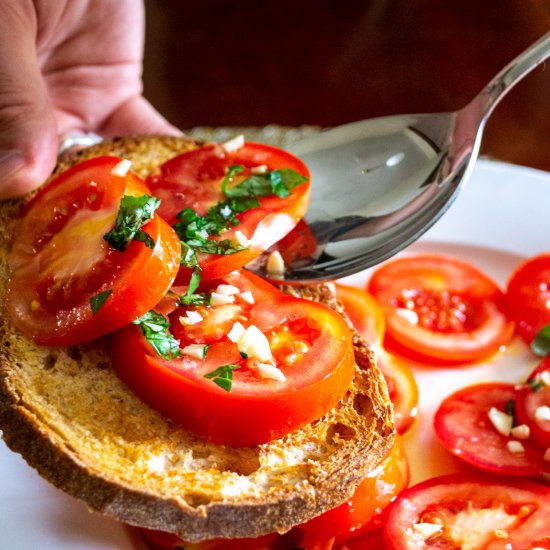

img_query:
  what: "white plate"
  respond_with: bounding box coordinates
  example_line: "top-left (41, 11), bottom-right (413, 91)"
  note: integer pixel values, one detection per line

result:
top-left (1, 159), bottom-right (549, 548)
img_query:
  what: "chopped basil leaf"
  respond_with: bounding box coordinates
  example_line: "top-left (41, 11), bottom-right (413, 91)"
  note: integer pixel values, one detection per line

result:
top-left (104, 194), bottom-right (160, 251)
top-left (531, 323), bottom-right (550, 357)
top-left (504, 399), bottom-right (516, 422)
top-left (223, 166), bottom-right (308, 199)
top-left (173, 206), bottom-right (246, 267)
top-left (204, 364), bottom-right (240, 392)
top-left (172, 164), bottom-right (306, 268)
top-left (133, 310), bottom-right (180, 360)
top-left (179, 267), bottom-right (211, 306)
top-left (202, 344), bottom-right (210, 359)
top-left (528, 378), bottom-right (545, 392)
top-left (220, 164), bottom-right (245, 195)
top-left (90, 289), bottom-right (112, 315)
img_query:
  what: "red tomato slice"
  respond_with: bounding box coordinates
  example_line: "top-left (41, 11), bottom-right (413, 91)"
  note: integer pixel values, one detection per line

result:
top-left (6, 156), bottom-right (181, 346)
top-left (515, 358), bottom-right (550, 449)
top-left (367, 254), bottom-right (515, 364)
top-left (334, 283), bottom-right (385, 346)
top-left (146, 142), bottom-right (311, 283)
top-left (334, 527), bottom-right (385, 550)
top-left (434, 383), bottom-right (550, 478)
top-left (135, 529), bottom-right (283, 550)
top-left (273, 218), bottom-right (318, 267)
top-left (334, 283), bottom-right (418, 434)
top-left (507, 254), bottom-right (550, 344)
top-left (110, 269), bottom-right (355, 446)
top-left (384, 473), bottom-right (550, 550)
top-left (377, 351), bottom-right (419, 435)
top-left (299, 435), bottom-right (409, 538)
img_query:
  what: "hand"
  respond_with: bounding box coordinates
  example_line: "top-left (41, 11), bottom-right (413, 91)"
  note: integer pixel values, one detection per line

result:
top-left (0, 0), bottom-right (179, 199)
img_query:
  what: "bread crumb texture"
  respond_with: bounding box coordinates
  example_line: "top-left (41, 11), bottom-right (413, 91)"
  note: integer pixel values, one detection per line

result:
top-left (0, 136), bottom-right (394, 541)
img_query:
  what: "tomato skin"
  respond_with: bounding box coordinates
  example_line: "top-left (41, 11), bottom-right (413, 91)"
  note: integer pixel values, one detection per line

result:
top-left (506, 253), bottom-right (550, 344)
top-left (376, 351), bottom-right (418, 435)
top-left (147, 142), bottom-right (311, 284)
top-left (367, 254), bottom-right (515, 364)
top-left (110, 270), bottom-right (355, 446)
top-left (334, 283), bottom-right (418, 434)
top-left (434, 383), bottom-right (550, 478)
top-left (300, 436), bottom-right (409, 537)
top-left (334, 283), bottom-right (385, 346)
top-left (6, 156), bottom-right (181, 346)
top-left (515, 358), bottom-right (550, 449)
top-left (384, 473), bottom-right (550, 550)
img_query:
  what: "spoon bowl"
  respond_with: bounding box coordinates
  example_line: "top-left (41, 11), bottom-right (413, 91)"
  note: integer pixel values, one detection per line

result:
top-left (252, 32), bottom-right (550, 283)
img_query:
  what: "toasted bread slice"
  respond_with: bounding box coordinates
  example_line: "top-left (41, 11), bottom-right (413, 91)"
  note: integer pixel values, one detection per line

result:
top-left (0, 136), bottom-right (394, 542)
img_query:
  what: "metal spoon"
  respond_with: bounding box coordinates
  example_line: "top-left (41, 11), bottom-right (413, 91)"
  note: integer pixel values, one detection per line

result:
top-left (252, 31), bottom-right (550, 283)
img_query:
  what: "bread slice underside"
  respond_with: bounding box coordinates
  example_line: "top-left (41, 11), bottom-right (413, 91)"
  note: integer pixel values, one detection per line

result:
top-left (0, 136), bottom-right (394, 541)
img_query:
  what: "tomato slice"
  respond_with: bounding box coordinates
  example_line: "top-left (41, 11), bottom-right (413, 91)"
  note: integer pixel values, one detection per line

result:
top-left (515, 358), bottom-right (550, 449)
top-left (135, 528), bottom-right (284, 550)
top-left (6, 156), bottom-right (181, 346)
top-left (334, 283), bottom-right (418, 434)
top-left (434, 383), bottom-right (550, 478)
top-left (507, 253), bottom-right (550, 344)
top-left (334, 283), bottom-right (385, 346)
top-left (376, 351), bottom-right (418, 435)
top-left (110, 269), bottom-right (355, 446)
top-left (367, 254), bottom-right (515, 364)
top-left (384, 473), bottom-right (550, 550)
top-left (299, 435), bottom-right (409, 538)
top-left (146, 142), bottom-right (311, 283)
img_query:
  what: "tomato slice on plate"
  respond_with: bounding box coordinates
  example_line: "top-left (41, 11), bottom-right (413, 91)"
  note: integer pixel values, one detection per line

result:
top-left (515, 358), bottom-right (550, 449)
top-left (6, 156), bottom-right (181, 346)
top-left (384, 473), bottom-right (550, 550)
top-left (110, 269), bottom-right (355, 446)
top-left (299, 435), bottom-right (409, 538)
top-left (334, 283), bottom-right (385, 346)
top-left (376, 351), bottom-right (418, 435)
top-left (334, 283), bottom-right (418, 434)
top-left (367, 254), bottom-right (515, 364)
top-left (434, 382), bottom-right (550, 478)
top-left (507, 253), bottom-right (550, 344)
top-left (146, 142), bottom-right (310, 283)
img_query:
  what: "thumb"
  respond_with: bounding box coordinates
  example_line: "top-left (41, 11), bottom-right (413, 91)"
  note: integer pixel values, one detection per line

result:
top-left (0, 3), bottom-right (58, 199)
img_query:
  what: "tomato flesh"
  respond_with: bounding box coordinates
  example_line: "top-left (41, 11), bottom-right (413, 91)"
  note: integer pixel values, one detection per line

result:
top-left (110, 270), bottom-right (355, 446)
top-left (434, 383), bottom-right (550, 478)
top-left (515, 358), bottom-right (550, 449)
top-left (367, 254), bottom-right (515, 364)
top-left (335, 283), bottom-right (418, 434)
top-left (384, 473), bottom-right (550, 550)
top-left (300, 435), bottom-right (409, 537)
top-left (146, 142), bottom-right (311, 283)
top-left (506, 253), bottom-right (550, 344)
top-left (6, 156), bottom-right (181, 346)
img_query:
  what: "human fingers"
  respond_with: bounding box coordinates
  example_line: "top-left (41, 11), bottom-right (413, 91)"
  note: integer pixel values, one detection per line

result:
top-left (98, 95), bottom-right (182, 137)
top-left (0, 1), bottom-right (58, 199)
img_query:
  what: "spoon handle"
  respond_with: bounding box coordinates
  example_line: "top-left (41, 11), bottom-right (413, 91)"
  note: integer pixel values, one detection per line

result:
top-left (467, 31), bottom-right (550, 127)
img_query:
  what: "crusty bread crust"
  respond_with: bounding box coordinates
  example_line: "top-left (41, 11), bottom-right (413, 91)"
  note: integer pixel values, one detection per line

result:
top-left (0, 136), bottom-right (394, 541)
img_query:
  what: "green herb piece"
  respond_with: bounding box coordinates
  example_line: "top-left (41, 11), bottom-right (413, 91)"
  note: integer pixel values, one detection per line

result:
top-left (528, 377), bottom-right (545, 392)
top-left (504, 399), bottom-right (516, 422)
top-left (133, 310), bottom-right (180, 360)
top-left (220, 164), bottom-right (245, 195)
top-left (173, 206), bottom-right (246, 266)
top-left (204, 364), bottom-right (240, 392)
top-left (222, 166), bottom-right (308, 199)
top-left (178, 267), bottom-right (211, 307)
top-left (89, 289), bottom-right (112, 314)
top-left (104, 195), bottom-right (160, 251)
top-left (172, 165), bottom-right (306, 269)
top-left (531, 323), bottom-right (550, 357)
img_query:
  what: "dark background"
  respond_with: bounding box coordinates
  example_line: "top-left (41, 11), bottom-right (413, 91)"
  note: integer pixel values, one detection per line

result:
top-left (143, 0), bottom-right (550, 171)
